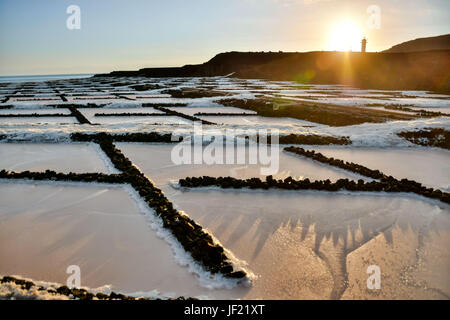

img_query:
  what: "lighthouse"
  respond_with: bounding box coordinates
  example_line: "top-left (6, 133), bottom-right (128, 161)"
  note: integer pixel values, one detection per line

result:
top-left (361, 37), bottom-right (367, 53)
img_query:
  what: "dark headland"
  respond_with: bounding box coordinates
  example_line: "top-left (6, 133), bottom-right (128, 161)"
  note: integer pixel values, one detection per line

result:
top-left (95, 34), bottom-right (450, 93)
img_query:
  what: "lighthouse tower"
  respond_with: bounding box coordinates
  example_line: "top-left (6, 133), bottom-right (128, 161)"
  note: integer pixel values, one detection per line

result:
top-left (361, 38), bottom-right (367, 53)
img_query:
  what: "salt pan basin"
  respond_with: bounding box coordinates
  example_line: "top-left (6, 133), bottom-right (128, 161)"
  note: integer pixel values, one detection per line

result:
top-left (87, 115), bottom-right (191, 125)
top-left (116, 143), bottom-right (450, 299)
top-left (311, 147), bottom-right (450, 191)
top-left (196, 115), bottom-right (315, 127)
top-left (0, 143), bottom-right (111, 173)
top-left (0, 109), bottom-right (71, 115)
top-left (166, 106), bottom-right (256, 116)
top-left (115, 143), bottom-right (366, 186)
top-left (0, 117), bottom-right (77, 124)
top-left (0, 183), bottom-right (227, 297)
top-left (165, 188), bottom-right (450, 299)
top-left (78, 107), bottom-right (165, 123)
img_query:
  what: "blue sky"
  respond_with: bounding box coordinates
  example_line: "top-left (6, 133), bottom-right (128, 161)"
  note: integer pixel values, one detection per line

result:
top-left (0, 0), bottom-right (448, 75)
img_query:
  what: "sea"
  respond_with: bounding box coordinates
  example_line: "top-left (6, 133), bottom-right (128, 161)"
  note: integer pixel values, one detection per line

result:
top-left (0, 74), bottom-right (93, 83)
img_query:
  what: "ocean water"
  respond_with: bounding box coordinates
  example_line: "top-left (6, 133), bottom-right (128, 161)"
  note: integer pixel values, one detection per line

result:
top-left (0, 74), bottom-right (93, 83)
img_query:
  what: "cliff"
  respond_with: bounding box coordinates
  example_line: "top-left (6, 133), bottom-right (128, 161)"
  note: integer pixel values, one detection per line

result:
top-left (383, 34), bottom-right (450, 53)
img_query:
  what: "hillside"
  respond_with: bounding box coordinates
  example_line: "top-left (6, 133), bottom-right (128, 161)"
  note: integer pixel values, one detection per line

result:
top-left (96, 35), bottom-right (450, 93)
top-left (383, 34), bottom-right (450, 53)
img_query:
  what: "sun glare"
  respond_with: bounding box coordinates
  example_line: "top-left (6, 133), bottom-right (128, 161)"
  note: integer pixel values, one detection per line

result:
top-left (329, 20), bottom-right (363, 52)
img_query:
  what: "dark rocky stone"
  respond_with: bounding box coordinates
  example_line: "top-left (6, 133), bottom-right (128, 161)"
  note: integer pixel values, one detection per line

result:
top-left (397, 128), bottom-right (449, 150)
top-left (179, 175), bottom-right (450, 205)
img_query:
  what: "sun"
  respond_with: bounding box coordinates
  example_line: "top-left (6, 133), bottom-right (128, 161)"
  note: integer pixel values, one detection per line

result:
top-left (329, 20), bottom-right (363, 52)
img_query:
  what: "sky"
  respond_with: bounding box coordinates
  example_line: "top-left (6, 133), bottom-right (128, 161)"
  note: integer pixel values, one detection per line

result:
top-left (0, 0), bottom-right (449, 76)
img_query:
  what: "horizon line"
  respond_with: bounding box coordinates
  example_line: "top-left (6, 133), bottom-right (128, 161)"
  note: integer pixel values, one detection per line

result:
top-left (0, 73), bottom-right (94, 78)
top-left (0, 50), bottom-right (377, 78)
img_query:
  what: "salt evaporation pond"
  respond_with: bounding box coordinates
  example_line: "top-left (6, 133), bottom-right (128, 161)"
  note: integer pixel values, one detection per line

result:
top-left (152, 187), bottom-right (450, 299)
top-left (8, 98), bottom-right (62, 104)
top-left (113, 142), bottom-right (450, 299)
top-left (410, 107), bottom-right (450, 114)
top-left (115, 143), bottom-right (367, 187)
top-left (3, 182), bottom-right (446, 299)
top-left (0, 109), bottom-right (72, 115)
top-left (86, 115), bottom-right (191, 125)
top-left (1, 76), bottom-right (449, 299)
top-left (196, 115), bottom-right (316, 127)
top-left (0, 183), bottom-right (226, 297)
top-left (166, 106), bottom-right (256, 116)
top-left (78, 107), bottom-right (165, 122)
top-left (0, 117), bottom-right (77, 124)
top-left (311, 147), bottom-right (450, 191)
top-left (0, 143), bottom-right (111, 173)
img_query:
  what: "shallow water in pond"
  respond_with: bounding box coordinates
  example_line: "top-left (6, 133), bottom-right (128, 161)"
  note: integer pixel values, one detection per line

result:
top-left (78, 107), bottom-right (165, 123)
top-left (0, 183), bottom-right (228, 298)
top-left (88, 115), bottom-right (191, 125)
top-left (0, 117), bottom-right (77, 124)
top-left (166, 106), bottom-right (256, 116)
top-left (0, 143), bottom-right (112, 173)
top-left (0, 108), bottom-right (71, 115)
top-left (196, 115), bottom-right (316, 127)
top-left (115, 142), bottom-right (450, 299)
top-left (311, 147), bottom-right (450, 191)
top-left (116, 143), bottom-right (366, 186)
top-left (2, 76), bottom-right (450, 300)
top-left (160, 188), bottom-right (450, 299)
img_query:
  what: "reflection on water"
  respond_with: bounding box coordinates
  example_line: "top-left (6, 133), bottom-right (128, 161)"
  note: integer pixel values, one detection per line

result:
top-left (166, 188), bottom-right (450, 299)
